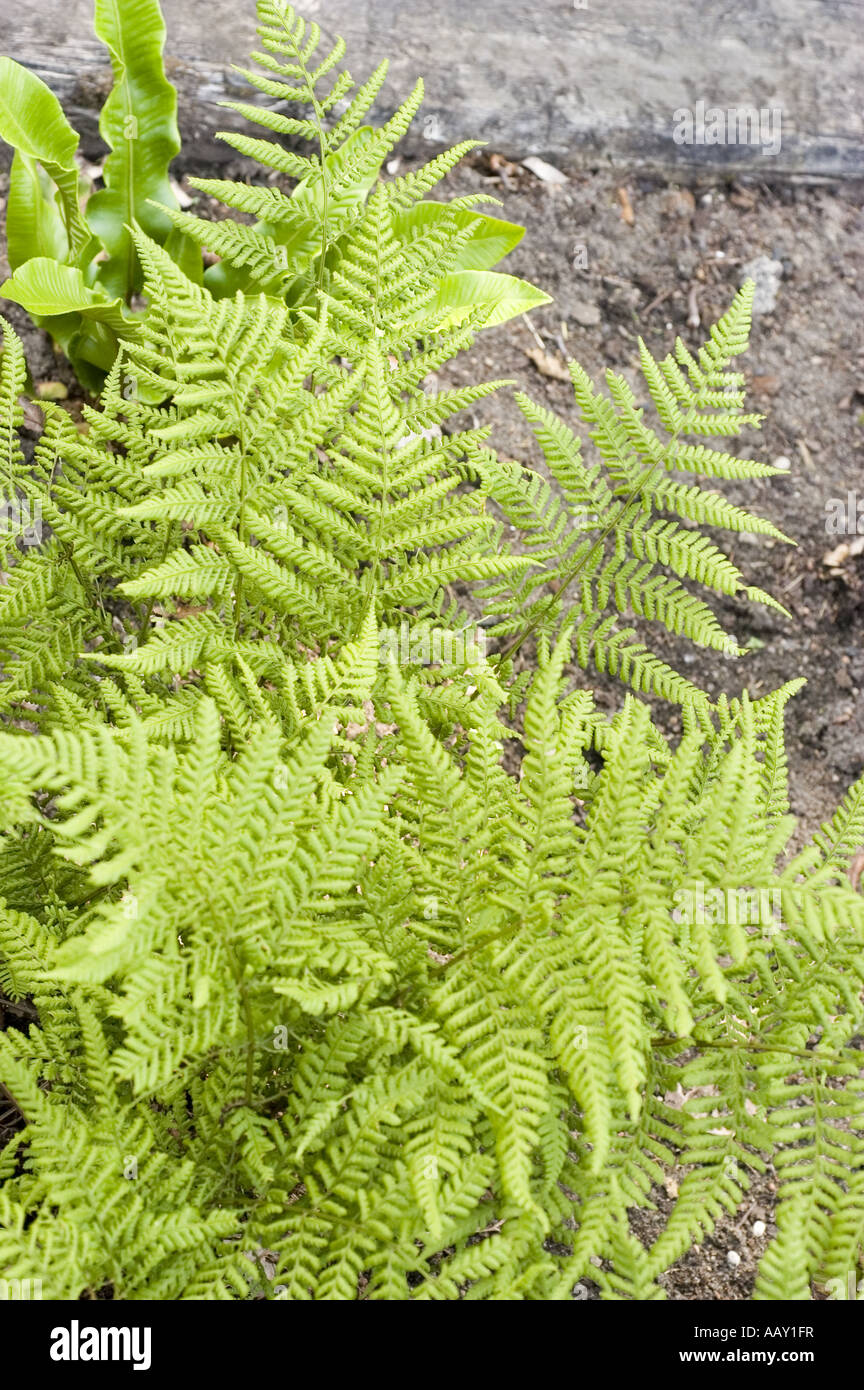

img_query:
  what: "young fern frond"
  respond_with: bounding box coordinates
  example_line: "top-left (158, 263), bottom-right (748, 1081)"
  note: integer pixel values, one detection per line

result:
top-left (155, 0), bottom-right (445, 304)
top-left (480, 283), bottom-right (793, 704)
top-left (36, 222), bottom-right (530, 708)
top-left (153, 0), bottom-right (544, 335)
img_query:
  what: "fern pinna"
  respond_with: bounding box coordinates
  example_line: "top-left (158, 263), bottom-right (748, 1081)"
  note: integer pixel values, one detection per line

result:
top-left (1, 0), bottom-right (863, 1303)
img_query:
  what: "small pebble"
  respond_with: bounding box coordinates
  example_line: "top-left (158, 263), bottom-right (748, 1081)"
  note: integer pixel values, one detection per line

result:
top-left (727, 1250), bottom-right (741, 1267)
top-left (572, 300), bottom-right (601, 328)
top-left (772, 455), bottom-right (792, 470)
top-left (752, 1220), bottom-right (766, 1237)
top-left (662, 188), bottom-right (695, 220)
top-left (522, 155), bottom-right (568, 185)
top-left (740, 255), bottom-right (784, 315)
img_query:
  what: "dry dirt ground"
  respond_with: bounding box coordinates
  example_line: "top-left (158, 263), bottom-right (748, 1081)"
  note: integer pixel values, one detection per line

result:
top-left (1, 157), bottom-right (862, 1301)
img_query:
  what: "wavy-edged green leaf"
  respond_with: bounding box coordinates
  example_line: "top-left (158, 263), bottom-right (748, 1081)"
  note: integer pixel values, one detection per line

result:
top-left (0, 58), bottom-right (94, 264)
top-left (393, 202), bottom-right (524, 273)
top-left (6, 153), bottom-right (69, 273)
top-left (85, 0), bottom-right (187, 298)
top-left (423, 269), bottom-right (551, 330)
top-left (0, 259), bottom-right (134, 331)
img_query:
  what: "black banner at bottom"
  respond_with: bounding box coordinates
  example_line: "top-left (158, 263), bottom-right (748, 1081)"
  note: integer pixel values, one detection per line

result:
top-left (0, 1295), bottom-right (856, 1377)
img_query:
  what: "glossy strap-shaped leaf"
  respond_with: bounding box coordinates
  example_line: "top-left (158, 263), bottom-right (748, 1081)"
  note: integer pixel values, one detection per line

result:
top-left (84, 0), bottom-right (185, 298)
top-left (0, 58), bottom-right (95, 267)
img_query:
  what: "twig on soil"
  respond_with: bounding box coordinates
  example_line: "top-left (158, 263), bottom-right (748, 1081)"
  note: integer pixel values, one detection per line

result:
top-left (644, 286), bottom-right (674, 315)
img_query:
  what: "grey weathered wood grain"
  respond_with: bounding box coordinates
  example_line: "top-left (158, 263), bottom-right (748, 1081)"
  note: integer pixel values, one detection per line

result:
top-left (1, 0), bottom-right (861, 177)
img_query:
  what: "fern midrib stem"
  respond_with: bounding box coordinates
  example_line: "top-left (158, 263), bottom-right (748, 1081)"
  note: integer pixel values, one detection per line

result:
top-left (654, 1034), bottom-right (856, 1067)
top-left (498, 459), bottom-right (665, 663)
top-left (234, 419), bottom-right (250, 639)
top-left (59, 541), bottom-right (112, 642)
top-left (316, 113), bottom-right (331, 296)
top-left (137, 529), bottom-right (173, 646)
top-left (276, 11), bottom-right (331, 299)
top-left (185, 863), bottom-right (259, 1110)
top-left (369, 207), bottom-right (389, 592)
top-left (372, 379), bottom-right (389, 594)
top-left (499, 390), bottom-right (701, 665)
top-left (242, 985), bottom-right (257, 1106)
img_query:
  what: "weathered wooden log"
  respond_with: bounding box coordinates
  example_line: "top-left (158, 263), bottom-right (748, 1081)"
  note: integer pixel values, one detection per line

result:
top-left (2, 0), bottom-right (861, 178)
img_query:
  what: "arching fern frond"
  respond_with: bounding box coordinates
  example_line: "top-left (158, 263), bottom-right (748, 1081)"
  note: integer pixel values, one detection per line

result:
top-left (480, 283), bottom-right (793, 705)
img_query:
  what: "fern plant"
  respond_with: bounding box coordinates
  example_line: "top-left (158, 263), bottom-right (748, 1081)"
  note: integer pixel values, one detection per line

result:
top-left (0, 0), bottom-right (544, 389)
top-left (1, 2), bottom-right (863, 1305)
top-left (158, 0), bottom-right (547, 329)
top-left (0, 261), bottom-right (794, 730)
top-left (478, 281), bottom-right (794, 704)
top-left (1, 628), bottom-right (863, 1299)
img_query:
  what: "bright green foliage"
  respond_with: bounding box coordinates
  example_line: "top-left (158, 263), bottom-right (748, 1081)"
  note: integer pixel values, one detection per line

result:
top-left (1, 2), bottom-right (863, 1306)
top-left (478, 282), bottom-right (794, 703)
top-left (159, 1), bottom-right (547, 325)
top-left (0, 0), bottom-right (545, 389)
top-left (0, 246), bottom-right (790, 728)
top-left (1, 628), bottom-right (863, 1299)
top-left (0, 0), bottom-right (186, 388)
